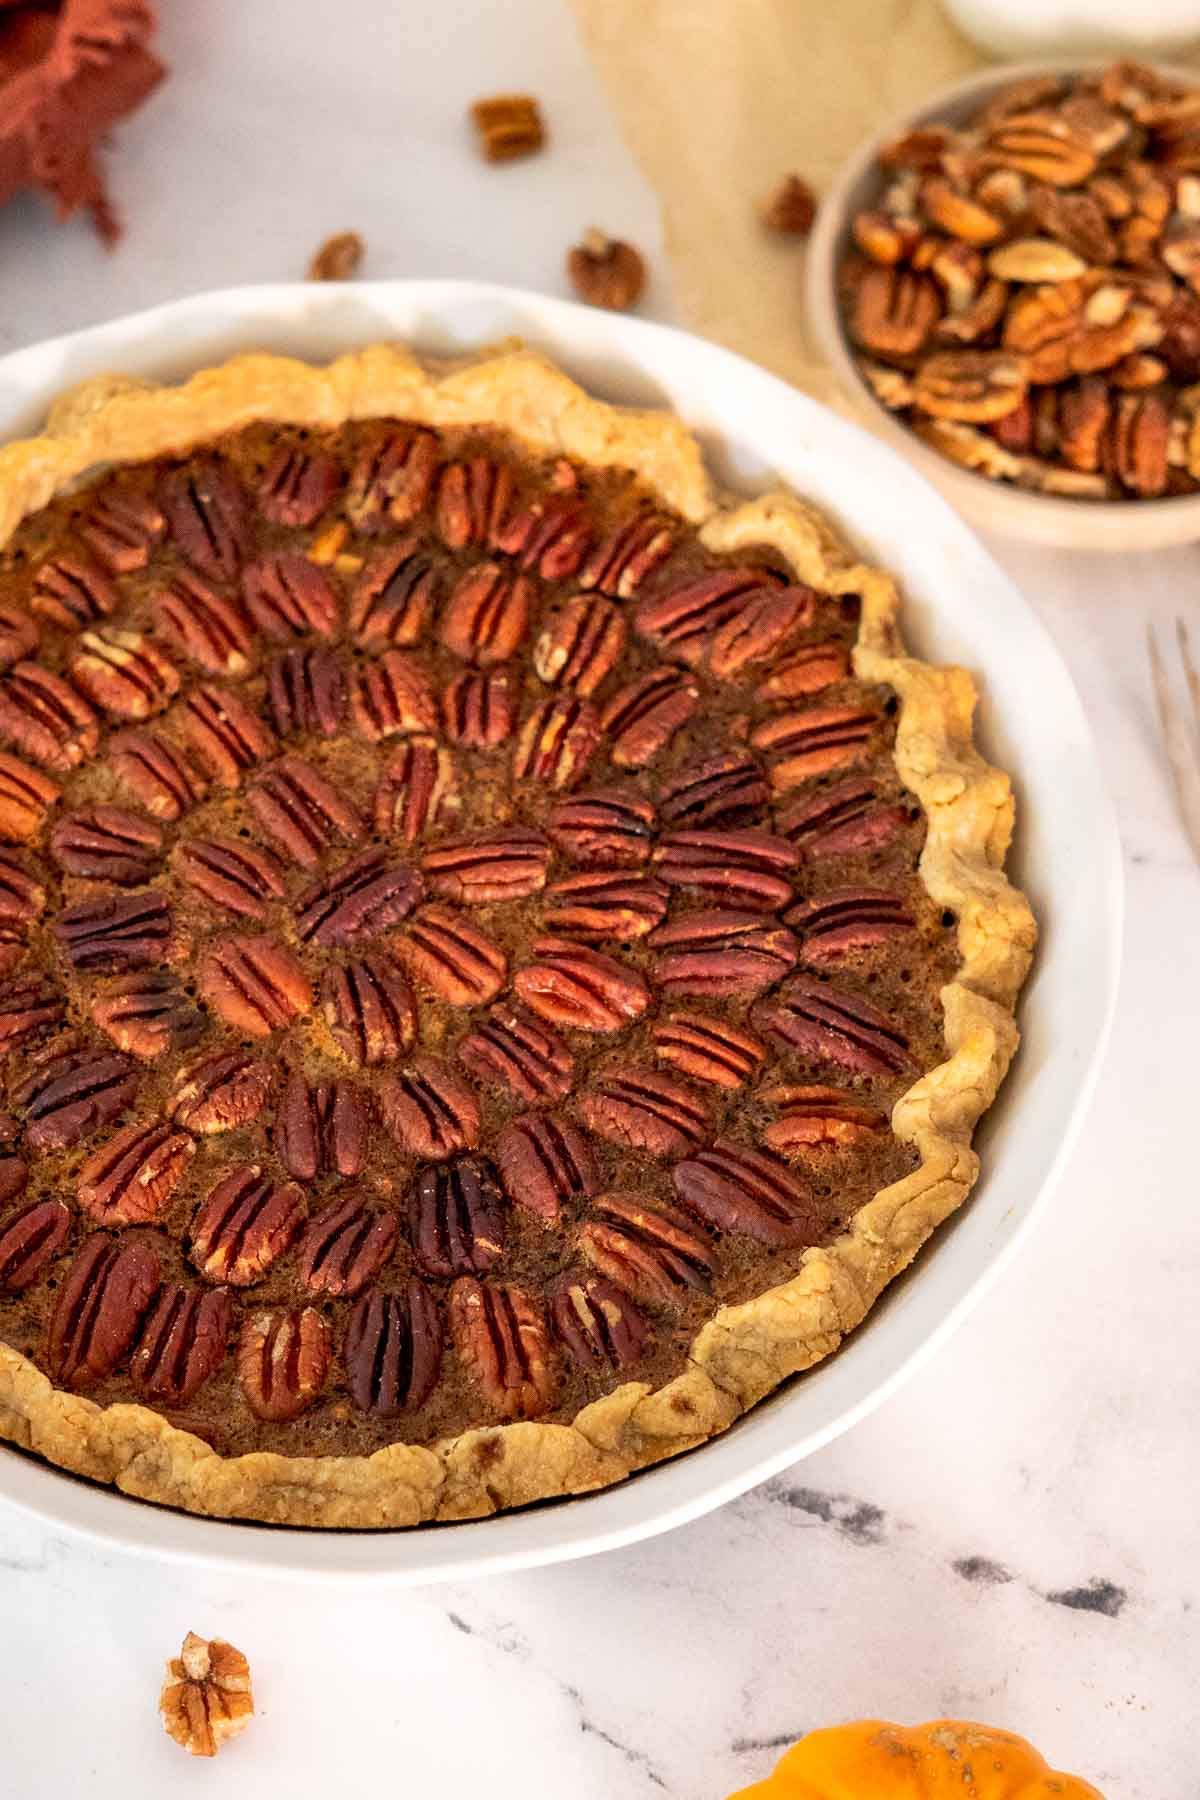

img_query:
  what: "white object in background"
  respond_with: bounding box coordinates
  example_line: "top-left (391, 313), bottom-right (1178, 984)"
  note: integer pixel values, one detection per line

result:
top-left (942, 0), bottom-right (1200, 58)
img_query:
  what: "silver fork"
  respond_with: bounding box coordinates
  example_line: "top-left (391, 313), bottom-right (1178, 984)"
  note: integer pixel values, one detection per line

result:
top-left (1147, 619), bottom-right (1200, 866)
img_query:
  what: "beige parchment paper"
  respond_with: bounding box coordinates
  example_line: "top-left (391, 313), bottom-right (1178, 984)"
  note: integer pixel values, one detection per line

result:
top-left (569, 0), bottom-right (983, 401)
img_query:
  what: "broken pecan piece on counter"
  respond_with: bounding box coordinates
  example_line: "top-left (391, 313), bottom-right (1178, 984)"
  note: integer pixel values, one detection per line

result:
top-left (160, 1632), bottom-right (254, 1759)
top-left (567, 230), bottom-right (646, 311)
top-left (471, 93), bottom-right (545, 162)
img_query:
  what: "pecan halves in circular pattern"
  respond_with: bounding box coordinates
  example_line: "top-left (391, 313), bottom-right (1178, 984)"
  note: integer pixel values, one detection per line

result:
top-left (156, 571), bottom-right (255, 677)
top-left (547, 786), bottom-right (656, 867)
top-left (91, 971), bottom-right (205, 1060)
top-left (494, 1110), bottom-right (600, 1222)
top-left (784, 886), bottom-right (916, 962)
top-left (458, 1002), bottom-right (574, 1104)
top-left (706, 583), bottom-right (817, 680)
top-left (132, 1285), bottom-right (234, 1405)
top-left (345, 425), bottom-right (438, 531)
top-left (320, 953), bottom-right (417, 1066)
top-left (77, 1120), bottom-right (196, 1225)
top-left (580, 1194), bottom-right (715, 1306)
top-left (172, 834), bottom-right (287, 920)
top-left (247, 756), bottom-right (365, 868)
top-left (436, 455), bottom-right (515, 550)
top-left (374, 735), bottom-right (458, 841)
top-left (440, 563), bottom-right (532, 665)
top-left (0, 752), bottom-right (59, 843)
top-left (753, 975), bottom-right (916, 1077)
top-left (652, 827), bottom-right (800, 911)
top-left (652, 1011), bottom-right (766, 1090)
top-left (350, 650), bottom-right (438, 741)
top-left (850, 266), bottom-right (942, 357)
top-left (634, 567), bottom-right (780, 667)
top-left (911, 350), bottom-right (1027, 422)
top-left (777, 778), bottom-right (911, 857)
top-left (750, 703), bottom-right (880, 790)
top-left (442, 668), bottom-right (516, 748)
top-left (197, 934), bottom-right (313, 1038)
top-left (514, 938), bottom-right (650, 1033)
top-left (0, 1198), bottom-right (70, 1293)
top-left (49, 806), bottom-right (164, 885)
top-left (410, 1155), bottom-right (506, 1278)
top-left (48, 1232), bottom-right (160, 1387)
top-left (241, 552), bottom-right (339, 641)
top-left (449, 1277), bottom-right (554, 1420)
top-left (179, 684), bottom-right (276, 788)
top-left (31, 547), bottom-right (119, 628)
top-left (298, 1197), bottom-right (398, 1299)
top-left (274, 1073), bottom-right (372, 1181)
top-left (533, 594), bottom-right (627, 694)
top-left (543, 871), bottom-right (669, 941)
top-left (258, 444), bottom-right (343, 526)
top-left (600, 668), bottom-right (699, 768)
top-left (397, 903), bottom-right (507, 1007)
top-left (109, 729), bottom-right (207, 821)
top-left (579, 1067), bottom-right (709, 1157)
top-left (757, 643), bottom-right (851, 704)
top-left (760, 1083), bottom-right (887, 1153)
top-left (380, 1055), bottom-right (481, 1159)
top-left (344, 1281), bottom-right (443, 1416)
top-left (422, 827), bottom-right (550, 905)
top-left (0, 662), bottom-right (99, 772)
top-left (552, 1276), bottom-right (649, 1372)
top-left (578, 511), bottom-right (674, 597)
top-left (53, 890), bottom-right (173, 972)
top-left (237, 1306), bottom-right (331, 1421)
top-left (190, 1164), bottom-right (306, 1286)
top-left (672, 1138), bottom-right (815, 1247)
top-left (69, 627), bottom-right (181, 720)
top-left (166, 1049), bottom-right (276, 1134)
top-left (295, 849), bottom-right (423, 947)
top-left (350, 538), bottom-right (438, 649)
top-left (648, 908), bottom-right (799, 998)
top-left (14, 1037), bottom-right (140, 1150)
top-left (512, 695), bottom-right (601, 789)
top-left (160, 457), bottom-right (252, 580)
top-left (267, 645), bottom-right (347, 738)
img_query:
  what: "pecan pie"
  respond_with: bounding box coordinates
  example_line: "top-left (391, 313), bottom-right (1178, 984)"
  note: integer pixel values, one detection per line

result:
top-left (0, 345), bottom-right (1035, 1526)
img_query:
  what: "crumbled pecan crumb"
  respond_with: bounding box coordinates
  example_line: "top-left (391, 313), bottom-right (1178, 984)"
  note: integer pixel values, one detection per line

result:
top-left (471, 94), bottom-right (545, 163)
top-left (307, 231), bottom-right (364, 282)
top-left (159, 1631), bottom-right (254, 1758)
top-left (762, 174), bottom-right (817, 237)
top-left (566, 230), bottom-right (646, 311)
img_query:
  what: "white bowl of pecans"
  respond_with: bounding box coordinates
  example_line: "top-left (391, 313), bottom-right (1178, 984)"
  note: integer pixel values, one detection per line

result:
top-left (807, 59), bottom-right (1200, 548)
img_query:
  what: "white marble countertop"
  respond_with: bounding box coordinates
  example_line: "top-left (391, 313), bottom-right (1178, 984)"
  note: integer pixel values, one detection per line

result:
top-left (0, 7), bottom-right (1196, 1797)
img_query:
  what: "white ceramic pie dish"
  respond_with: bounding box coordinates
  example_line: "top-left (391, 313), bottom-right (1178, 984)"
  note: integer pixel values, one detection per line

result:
top-left (0, 280), bottom-right (1121, 1581)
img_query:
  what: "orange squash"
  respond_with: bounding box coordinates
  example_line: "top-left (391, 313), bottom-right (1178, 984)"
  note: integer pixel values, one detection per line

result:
top-left (728, 1719), bottom-right (1105, 1799)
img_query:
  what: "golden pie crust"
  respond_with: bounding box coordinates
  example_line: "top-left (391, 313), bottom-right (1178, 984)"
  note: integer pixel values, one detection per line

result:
top-left (0, 344), bottom-right (1035, 1526)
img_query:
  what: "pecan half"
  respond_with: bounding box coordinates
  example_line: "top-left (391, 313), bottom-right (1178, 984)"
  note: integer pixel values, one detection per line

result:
top-left (156, 571), bottom-right (254, 677)
top-left (578, 512), bottom-right (674, 597)
top-left (515, 938), bottom-right (650, 1033)
top-left (652, 1011), bottom-right (766, 1090)
top-left (470, 92), bottom-right (545, 162)
top-left (707, 584), bottom-right (817, 680)
top-left (652, 826), bottom-right (799, 912)
top-left (0, 977), bottom-right (62, 1052)
top-left (380, 1056), bottom-right (481, 1159)
top-left (755, 642), bottom-right (850, 703)
top-left (197, 934), bottom-right (312, 1037)
top-left (911, 349), bottom-right (1027, 421)
top-left (172, 834), bottom-right (287, 920)
top-left (0, 752), bottom-right (59, 842)
top-left (298, 1197), bottom-right (397, 1299)
top-left (1029, 183), bottom-right (1116, 263)
top-left (48, 1233), bottom-right (160, 1387)
top-left (760, 1082), bottom-right (887, 1153)
top-left (579, 1067), bottom-right (708, 1157)
top-left (159, 1631), bottom-right (254, 1760)
top-left (1107, 390), bottom-right (1171, 496)
top-left (984, 111), bottom-right (1098, 186)
top-left (648, 908), bottom-right (798, 997)
top-left (53, 890), bottom-right (173, 972)
top-left (919, 176), bottom-right (1004, 246)
top-left (77, 1120), bottom-right (195, 1225)
top-left (242, 552), bottom-right (339, 641)
top-left (442, 668), bottom-right (516, 748)
top-left (0, 1198), bottom-right (70, 1292)
top-left (258, 445), bottom-right (343, 526)
top-left (349, 539), bottom-right (437, 651)
top-left (49, 807), bottom-right (164, 885)
top-left (534, 595), bottom-right (626, 694)
top-left (247, 755), bottom-right (365, 868)
top-left (440, 563), bottom-right (532, 665)
top-left (160, 458), bottom-right (251, 580)
top-left (266, 646), bottom-right (347, 738)
top-left (31, 547), bottom-right (118, 628)
top-left (601, 668), bottom-right (699, 768)
top-left (512, 695), bottom-right (601, 789)
top-left (658, 754), bottom-right (771, 830)
top-left (0, 663), bottom-right (99, 772)
top-left (567, 230), bottom-right (646, 310)
top-left (849, 265), bottom-right (941, 357)
top-left (750, 702), bottom-right (879, 790)
top-left (78, 485), bottom-right (165, 572)
top-left (179, 684), bottom-right (275, 787)
top-left (552, 1276), bottom-right (649, 1371)
top-left (673, 1138), bottom-right (814, 1246)
top-left (548, 786), bottom-right (655, 866)
top-left (458, 1002), bottom-right (574, 1103)
top-left (374, 735), bottom-right (458, 841)
top-left (0, 851), bottom-right (43, 926)
top-left (295, 849), bottom-right (423, 947)
top-left (492, 490), bottom-right (592, 581)
top-left (274, 1072), bottom-right (371, 1180)
top-left (109, 728), bottom-right (207, 820)
top-left (635, 568), bottom-right (780, 667)
top-left (580, 1194), bottom-right (714, 1305)
top-left (344, 1282), bottom-right (442, 1415)
top-left (132, 1285), bottom-right (233, 1405)
top-left (350, 650), bottom-right (438, 740)
top-left (543, 870), bottom-right (668, 941)
top-left (411, 1155), bottom-right (506, 1277)
top-left (91, 971), bottom-right (204, 1060)
top-left (320, 953), bottom-right (417, 1065)
top-left (449, 1277), bottom-right (554, 1418)
top-left (398, 903), bottom-right (507, 1006)
top-left (345, 425), bottom-right (438, 531)
top-left (495, 1111), bottom-right (600, 1222)
top-left (436, 456), bottom-right (515, 551)
top-left (785, 886), bottom-right (916, 961)
top-left (70, 627), bottom-right (181, 721)
top-left (753, 975), bottom-right (915, 1076)
top-left (166, 1049), bottom-right (276, 1134)
top-left (423, 827), bottom-right (549, 905)
top-left (237, 1307), bottom-right (331, 1421)
top-left (190, 1165), bottom-right (305, 1286)
top-left (777, 778), bottom-right (910, 857)
top-left (0, 605), bottom-right (39, 671)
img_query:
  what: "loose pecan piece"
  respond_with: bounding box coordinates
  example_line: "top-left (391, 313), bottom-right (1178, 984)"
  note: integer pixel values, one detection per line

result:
top-left (567, 230), bottom-right (646, 311)
top-left (344, 1281), bottom-right (443, 1415)
top-left (258, 444), bottom-right (343, 526)
top-left (578, 512), bottom-right (674, 598)
top-left (0, 663), bottom-right (99, 772)
top-left (440, 563), bottom-right (532, 666)
top-left (247, 755), bottom-right (364, 868)
top-left (458, 1002), bottom-right (574, 1103)
top-left (470, 92), bottom-right (545, 162)
top-left (374, 735), bottom-right (458, 841)
top-left (912, 350), bottom-right (1027, 422)
top-left (78, 485), bottom-right (165, 572)
top-left (172, 834), bottom-right (287, 920)
top-left (753, 974), bottom-right (915, 1077)
top-left (601, 668), bottom-right (699, 768)
top-left (398, 902), bottom-right (507, 1007)
top-left (31, 547), bottom-right (118, 628)
top-left (242, 552), bottom-right (339, 642)
top-left (707, 584), bottom-right (818, 680)
top-left (132, 1286), bottom-right (233, 1405)
top-left (0, 752), bottom-right (58, 842)
top-left (380, 1055), bottom-right (481, 1159)
top-left (755, 642), bottom-right (851, 702)
top-left (160, 458), bottom-right (251, 580)
top-left (166, 1049), bottom-right (276, 1134)
top-left (320, 953), bottom-right (417, 1066)
top-left (1029, 182), bottom-right (1116, 263)
top-left (70, 627), bottom-right (180, 721)
top-left (543, 870), bottom-right (668, 941)
top-left (54, 890), bottom-right (172, 973)
top-left (423, 827), bottom-right (549, 905)
top-left (449, 1277), bottom-right (554, 1418)
top-left (648, 908), bottom-right (798, 998)
top-left (350, 650), bottom-right (438, 740)
top-left (515, 938), bottom-right (649, 1034)
top-left (785, 886), bottom-right (916, 961)
top-left (298, 1197), bottom-right (397, 1299)
top-left (345, 424), bottom-right (438, 531)
top-left (495, 1110), bottom-right (600, 1222)
top-left (48, 1233), bottom-right (160, 1386)
top-left (109, 728), bottom-right (207, 821)
top-left (295, 849), bottom-right (423, 947)
top-left (238, 1306), bottom-right (330, 1421)
top-left (761, 173), bottom-right (818, 236)
top-left (349, 538), bottom-right (438, 649)
top-left (77, 1120), bottom-right (195, 1225)
top-left (159, 1631), bottom-right (254, 1760)
top-left (197, 934), bottom-right (312, 1038)
top-left (156, 571), bottom-right (255, 677)
top-left (274, 1072), bottom-right (371, 1180)
top-left (635, 568), bottom-right (780, 667)
top-left (266, 645), bottom-right (347, 738)
top-left (411, 1155), bottom-right (506, 1278)
top-left (0, 605), bottom-right (39, 671)
top-left (552, 1275), bottom-right (649, 1372)
top-left (179, 684), bottom-right (275, 787)
top-left (652, 1011), bottom-right (766, 1090)
top-left (442, 667), bottom-right (516, 748)
top-left (919, 176), bottom-right (1004, 246)
top-left (308, 228), bottom-right (364, 280)
top-left (0, 976), bottom-right (62, 1052)
top-left (579, 1067), bottom-right (708, 1157)
top-left (673, 1138), bottom-right (814, 1246)
top-left (533, 594), bottom-right (626, 695)
top-left (0, 1197), bottom-right (70, 1291)
top-left (658, 754), bottom-right (771, 829)
top-left (580, 1194), bottom-right (714, 1306)
top-left (850, 265), bottom-right (941, 357)
top-left (751, 702), bottom-right (879, 790)
top-left (983, 110), bottom-right (1098, 186)
top-left (1107, 390), bottom-right (1171, 496)
top-left (760, 1082), bottom-right (887, 1153)
top-left (91, 971), bottom-right (204, 1060)
top-left (652, 826), bottom-right (799, 912)
top-left (49, 807), bottom-right (163, 885)
top-left (512, 695), bottom-right (601, 789)
top-left (547, 786), bottom-right (656, 867)
top-left (778, 779), bottom-right (910, 857)
top-left (190, 1165), bottom-right (305, 1286)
